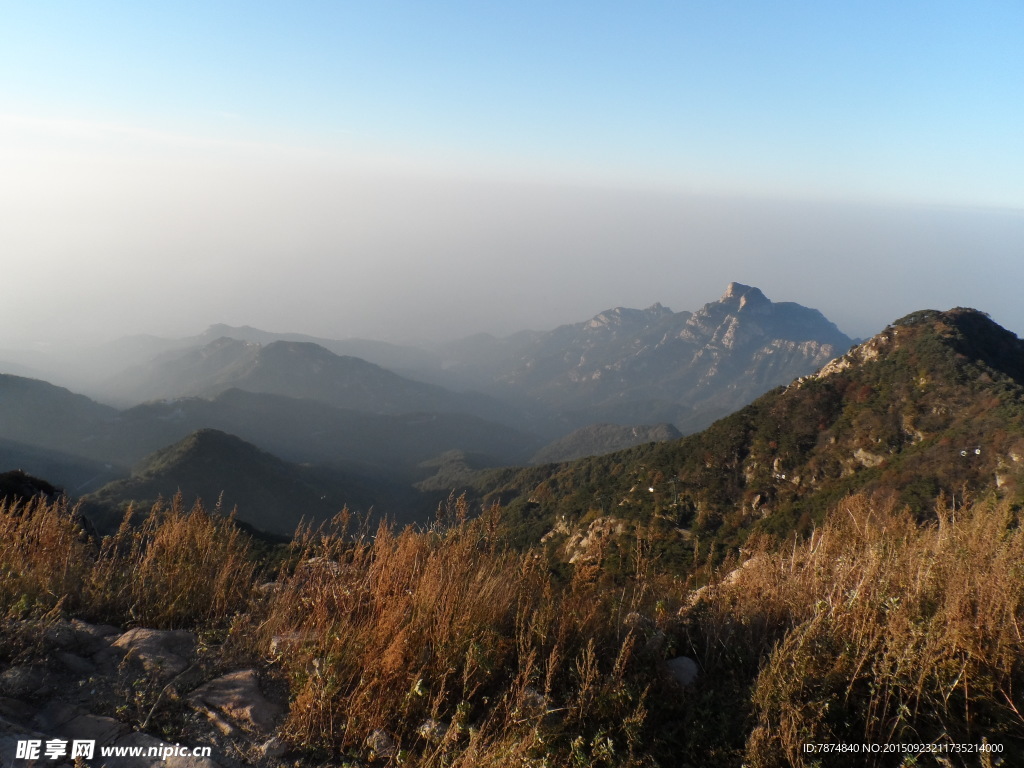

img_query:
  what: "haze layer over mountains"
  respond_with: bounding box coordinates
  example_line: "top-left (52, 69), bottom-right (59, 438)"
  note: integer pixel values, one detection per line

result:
top-left (0, 283), bottom-right (854, 534)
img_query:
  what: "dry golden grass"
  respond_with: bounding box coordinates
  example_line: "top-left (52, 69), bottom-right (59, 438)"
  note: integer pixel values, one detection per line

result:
top-left (4, 489), bottom-right (1022, 766)
top-left (86, 494), bottom-right (257, 629)
top-left (231, 500), bottom-right (667, 766)
top-left (688, 492), bottom-right (1024, 767)
top-left (0, 493), bottom-right (256, 629)
top-left (0, 496), bottom-right (92, 617)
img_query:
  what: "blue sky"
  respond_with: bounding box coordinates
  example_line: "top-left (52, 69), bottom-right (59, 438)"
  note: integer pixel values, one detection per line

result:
top-left (1, 2), bottom-right (1022, 346)
top-left (5, 1), bottom-right (1022, 202)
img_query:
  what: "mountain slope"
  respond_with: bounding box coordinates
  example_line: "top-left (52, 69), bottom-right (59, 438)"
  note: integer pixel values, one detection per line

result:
top-left (0, 437), bottom-right (126, 495)
top-left (0, 374), bottom-right (119, 455)
top-left (531, 422), bottom-right (682, 464)
top-left (102, 336), bottom-right (261, 403)
top-left (105, 338), bottom-right (521, 426)
top-left (478, 307), bottom-right (1024, 563)
top-left (438, 283), bottom-right (854, 432)
top-left (196, 323), bottom-right (436, 372)
top-left (82, 429), bottom-right (379, 537)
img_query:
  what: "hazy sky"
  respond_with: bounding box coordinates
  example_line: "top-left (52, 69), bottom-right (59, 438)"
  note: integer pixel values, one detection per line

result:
top-left (2, 1), bottom-right (1022, 348)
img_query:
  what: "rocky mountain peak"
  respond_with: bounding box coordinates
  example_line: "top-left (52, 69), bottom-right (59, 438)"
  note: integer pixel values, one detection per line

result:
top-left (585, 303), bottom-right (673, 331)
top-left (814, 306), bottom-right (1024, 386)
top-left (720, 282), bottom-right (767, 304)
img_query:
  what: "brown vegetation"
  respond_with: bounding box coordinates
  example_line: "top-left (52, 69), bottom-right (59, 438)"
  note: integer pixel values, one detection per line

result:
top-left (684, 492), bottom-right (1024, 766)
top-left (231, 496), bottom-right (675, 766)
top-left (2, 489), bottom-right (1022, 766)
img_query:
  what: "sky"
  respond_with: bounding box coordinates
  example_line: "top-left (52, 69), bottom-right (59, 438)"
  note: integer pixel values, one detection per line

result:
top-left (1, 1), bottom-right (1022, 349)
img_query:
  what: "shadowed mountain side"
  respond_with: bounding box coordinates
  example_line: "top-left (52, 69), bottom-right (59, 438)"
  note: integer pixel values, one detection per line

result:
top-left (474, 307), bottom-right (1024, 557)
top-left (103, 338), bottom-right (528, 429)
top-left (0, 469), bottom-right (61, 505)
top-left (89, 388), bottom-right (539, 472)
top-left (0, 371), bottom-right (537, 479)
top-left (0, 437), bottom-right (127, 495)
top-left (81, 429), bottom-right (394, 537)
top-left (531, 422), bottom-right (682, 464)
top-left (0, 374), bottom-right (119, 456)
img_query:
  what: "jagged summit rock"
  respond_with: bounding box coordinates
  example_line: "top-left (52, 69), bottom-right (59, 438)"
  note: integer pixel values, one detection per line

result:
top-left (720, 281), bottom-right (768, 306)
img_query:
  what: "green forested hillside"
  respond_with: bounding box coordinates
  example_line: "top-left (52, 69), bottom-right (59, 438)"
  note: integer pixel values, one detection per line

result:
top-left (478, 308), bottom-right (1024, 571)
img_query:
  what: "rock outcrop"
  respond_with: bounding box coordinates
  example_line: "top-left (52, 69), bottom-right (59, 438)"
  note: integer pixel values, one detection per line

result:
top-left (0, 619), bottom-right (289, 768)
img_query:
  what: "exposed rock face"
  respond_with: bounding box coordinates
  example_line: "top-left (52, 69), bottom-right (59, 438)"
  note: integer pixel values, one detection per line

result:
top-left (563, 517), bottom-right (627, 565)
top-left (189, 670), bottom-right (283, 735)
top-left (0, 620), bottom-right (233, 768)
top-left (111, 628), bottom-right (197, 681)
top-left (0, 619), bottom-right (308, 768)
top-left (0, 666), bottom-right (50, 699)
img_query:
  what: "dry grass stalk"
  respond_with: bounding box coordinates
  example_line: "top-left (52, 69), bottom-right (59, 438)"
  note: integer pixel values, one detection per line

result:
top-left (689, 492), bottom-right (1024, 767)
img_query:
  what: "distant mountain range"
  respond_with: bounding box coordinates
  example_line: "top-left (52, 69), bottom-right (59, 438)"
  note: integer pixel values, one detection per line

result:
top-left (0, 283), bottom-right (864, 534)
top-left (103, 337), bottom-right (519, 426)
top-left (433, 282), bottom-right (854, 432)
top-left (0, 374), bottom-right (537, 531)
top-left (82, 282), bottom-right (855, 434)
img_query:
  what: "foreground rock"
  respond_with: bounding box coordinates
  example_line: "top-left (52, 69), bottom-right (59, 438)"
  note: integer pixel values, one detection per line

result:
top-left (111, 628), bottom-right (197, 680)
top-left (0, 619), bottom-right (294, 768)
top-left (189, 671), bottom-right (283, 735)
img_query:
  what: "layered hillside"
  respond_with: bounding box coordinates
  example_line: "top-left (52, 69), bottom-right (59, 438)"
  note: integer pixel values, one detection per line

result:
top-left (98, 388), bottom-right (537, 470)
top-left (479, 307), bottom-right (1024, 562)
